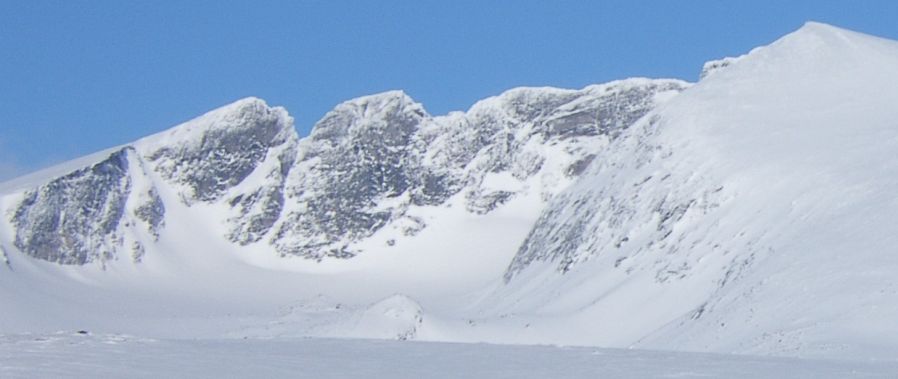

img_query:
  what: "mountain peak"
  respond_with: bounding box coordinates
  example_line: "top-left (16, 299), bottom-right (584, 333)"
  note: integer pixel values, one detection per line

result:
top-left (308, 90), bottom-right (429, 144)
top-left (221, 96), bottom-right (268, 111)
top-left (139, 97), bottom-right (296, 203)
top-left (336, 90), bottom-right (421, 113)
top-left (137, 97), bottom-right (292, 149)
top-left (694, 21), bottom-right (898, 90)
top-left (775, 21), bottom-right (857, 48)
top-left (795, 21), bottom-right (843, 35)
top-left (767, 20), bottom-right (898, 58)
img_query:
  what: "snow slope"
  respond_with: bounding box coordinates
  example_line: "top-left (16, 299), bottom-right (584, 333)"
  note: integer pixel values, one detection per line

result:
top-left (481, 22), bottom-right (898, 359)
top-left (2, 21), bottom-right (898, 370)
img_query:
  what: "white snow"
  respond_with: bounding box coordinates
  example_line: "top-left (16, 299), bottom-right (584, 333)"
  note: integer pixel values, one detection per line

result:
top-left (1, 21), bottom-right (898, 377)
top-left (484, 21), bottom-right (898, 360)
top-left (2, 333), bottom-right (896, 379)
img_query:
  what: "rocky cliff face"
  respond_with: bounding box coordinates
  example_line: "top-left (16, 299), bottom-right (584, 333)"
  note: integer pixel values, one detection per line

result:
top-left (13, 148), bottom-right (135, 265)
top-left (502, 114), bottom-right (730, 282)
top-left (144, 97), bottom-right (296, 204)
top-left (270, 80), bottom-right (687, 259)
top-left (6, 98), bottom-right (297, 265)
top-left (2, 79), bottom-right (688, 266)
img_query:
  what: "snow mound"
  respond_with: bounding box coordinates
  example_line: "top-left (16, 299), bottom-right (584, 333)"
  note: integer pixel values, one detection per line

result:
top-left (352, 294), bottom-right (425, 341)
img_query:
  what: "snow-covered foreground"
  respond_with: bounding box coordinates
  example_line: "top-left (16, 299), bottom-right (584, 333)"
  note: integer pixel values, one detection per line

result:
top-left (2, 333), bottom-right (896, 379)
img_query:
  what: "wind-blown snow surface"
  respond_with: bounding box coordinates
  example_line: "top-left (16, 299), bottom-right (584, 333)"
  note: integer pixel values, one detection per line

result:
top-left (2, 21), bottom-right (898, 375)
top-left (3, 333), bottom-right (897, 379)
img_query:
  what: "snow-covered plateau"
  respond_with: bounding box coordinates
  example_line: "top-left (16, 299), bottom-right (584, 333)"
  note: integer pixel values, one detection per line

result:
top-left (3, 22), bottom-right (898, 377)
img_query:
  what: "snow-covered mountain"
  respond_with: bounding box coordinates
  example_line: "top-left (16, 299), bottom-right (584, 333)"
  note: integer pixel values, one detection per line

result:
top-left (471, 22), bottom-right (898, 358)
top-left (7, 98), bottom-right (297, 266)
top-left (1, 79), bottom-right (685, 267)
top-left (2, 21), bottom-right (898, 362)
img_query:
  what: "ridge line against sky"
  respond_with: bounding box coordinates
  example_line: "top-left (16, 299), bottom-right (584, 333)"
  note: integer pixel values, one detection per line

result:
top-left (3, 1), bottom-right (898, 181)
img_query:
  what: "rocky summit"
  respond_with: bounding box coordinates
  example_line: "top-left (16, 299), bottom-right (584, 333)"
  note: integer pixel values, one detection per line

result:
top-left (4, 79), bottom-right (687, 265)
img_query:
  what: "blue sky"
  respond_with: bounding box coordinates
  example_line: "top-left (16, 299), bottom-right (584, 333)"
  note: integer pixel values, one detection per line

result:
top-left (3, 1), bottom-right (898, 180)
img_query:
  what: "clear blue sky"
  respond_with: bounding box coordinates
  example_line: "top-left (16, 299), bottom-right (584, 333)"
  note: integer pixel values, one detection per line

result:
top-left (3, 0), bottom-right (898, 180)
